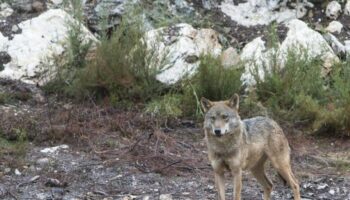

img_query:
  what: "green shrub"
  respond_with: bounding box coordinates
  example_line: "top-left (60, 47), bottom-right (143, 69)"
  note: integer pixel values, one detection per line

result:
top-left (44, 3), bottom-right (164, 102)
top-left (194, 55), bottom-right (243, 101)
top-left (251, 47), bottom-right (350, 136)
top-left (0, 128), bottom-right (28, 166)
top-left (0, 92), bottom-right (32, 104)
top-left (43, 0), bottom-right (92, 95)
top-left (181, 55), bottom-right (244, 117)
top-left (253, 50), bottom-right (326, 120)
top-left (69, 14), bottom-right (164, 102)
top-left (145, 94), bottom-right (183, 119)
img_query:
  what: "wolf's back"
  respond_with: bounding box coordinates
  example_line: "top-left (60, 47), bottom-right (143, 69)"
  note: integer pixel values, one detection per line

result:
top-left (243, 116), bottom-right (284, 142)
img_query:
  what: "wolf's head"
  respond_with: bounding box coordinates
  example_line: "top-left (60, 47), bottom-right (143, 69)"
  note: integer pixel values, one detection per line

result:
top-left (201, 94), bottom-right (242, 137)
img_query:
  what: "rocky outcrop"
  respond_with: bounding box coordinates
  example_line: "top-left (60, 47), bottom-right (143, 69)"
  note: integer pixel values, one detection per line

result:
top-left (145, 23), bottom-right (222, 85)
top-left (219, 0), bottom-right (311, 27)
top-left (0, 9), bottom-right (96, 85)
top-left (241, 19), bottom-right (339, 86)
top-left (326, 1), bottom-right (342, 19)
top-left (326, 21), bottom-right (343, 34)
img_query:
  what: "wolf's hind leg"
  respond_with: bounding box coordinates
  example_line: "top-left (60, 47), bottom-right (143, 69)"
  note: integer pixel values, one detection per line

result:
top-left (268, 154), bottom-right (301, 200)
top-left (251, 155), bottom-right (273, 200)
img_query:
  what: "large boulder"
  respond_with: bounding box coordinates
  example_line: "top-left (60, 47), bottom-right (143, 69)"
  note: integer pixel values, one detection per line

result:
top-left (0, 9), bottom-right (97, 85)
top-left (279, 19), bottom-right (337, 64)
top-left (240, 37), bottom-right (275, 86)
top-left (145, 23), bottom-right (222, 85)
top-left (0, 3), bottom-right (14, 18)
top-left (241, 19), bottom-right (339, 86)
top-left (219, 0), bottom-right (311, 27)
top-left (0, 32), bottom-right (8, 50)
top-left (326, 1), bottom-right (342, 20)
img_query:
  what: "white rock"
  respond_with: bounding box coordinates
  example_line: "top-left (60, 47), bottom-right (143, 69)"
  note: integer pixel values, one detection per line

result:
top-left (122, 195), bottom-right (137, 200)
top-left (142, 196), bottom-right (150, 200)
top-left (0, 9), bottom-right (97, 85)
top-left (294, 3), bottom-right (308, 18)
top-left (317, 183), bottom-right (328, 190)
top-left (0, 32), bottom-right (8, 50)
top-left (240, 37), bottom-right (274, 86)
top-left (326, 21), bottom-right (343, 34)
top-left (323, 33), bottom-right (346, 55)
top-left (220, 47), bottom-right (240, 68)
top-left (280, 20), bottom-right (339, 76)
top-left (326, 1), bottom-right (342, 20)
top-left (279, 19), bottom-right (337, 64)
top-left (241, 19), bottom-right (338, 86)
top-left (29, 175), bottom-right (40, 182)
top-left (344, 40), bottom-right (350, 53)
top-left (50, 0), bottom-right (63, 5)
top-left (220, 0), bottom-right (299, 27)
top-left (4, 168), bottom-right (11, 174)
top-left (329, 188), bottom-right (335, 195)
top-left (0, 3), bottom-right (13, 18)
top-left (14, 169), bottom-right (21, 176)
top-left (11, 25), bottom-right (19, 32)
top-left (36, 193), bottom-right (49, 200)
top-left (145, 23), bottom-right (222, 84)
top-left (36, 157), bottom-right (50, 166)
top-left (40, 144), bottom-right (69, 154)
top-left (345, 0), bottom-right (350, 15)
top-left (159, 194), bottom-right (173, 200)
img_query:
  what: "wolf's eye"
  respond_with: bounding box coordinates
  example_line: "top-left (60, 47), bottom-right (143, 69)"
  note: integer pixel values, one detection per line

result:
top-left (210, 116), bottom-right (215, 121)
top-left (222, 115), bottom-right (228, 120)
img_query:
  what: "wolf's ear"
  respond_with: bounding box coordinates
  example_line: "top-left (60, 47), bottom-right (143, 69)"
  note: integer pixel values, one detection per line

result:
top-left (200, 97), bottom-right (213, 112)
top-left (228, 93), bottom-right (239, 110)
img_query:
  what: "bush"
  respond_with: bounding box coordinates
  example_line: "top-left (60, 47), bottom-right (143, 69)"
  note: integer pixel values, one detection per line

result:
top-left (251, 48), bottom-right (350, 136)
top-left (145, 94), bottom-right (183, 119)
top-left (44, 3), bottom-right (164, 103)
top-left (69, 14), bottom-right (164, 102)
top-left (254, 50), bottom-right (325, 119)
top-left (181, 55), bottom-right (244, 117)
top-left (43, 0), bottom-right (92, 95)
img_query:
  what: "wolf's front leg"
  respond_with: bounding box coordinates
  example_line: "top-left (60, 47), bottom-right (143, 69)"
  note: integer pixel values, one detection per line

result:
top-left (214, 171), bottom-right (226, 200)
top-left (231, 168), bottom-right (242, 200)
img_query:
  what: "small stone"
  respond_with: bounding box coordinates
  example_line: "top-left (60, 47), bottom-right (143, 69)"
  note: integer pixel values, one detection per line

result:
top-left (142, 196), bottom-right (150, 200)
top-left (45, 178), bottom-right (67, 187)
top-left (4, 168), bottom-right (11, 174)
top-left (36, 158), bottom-right (50, 166)
top-left (30, 175), bottom-right (40, 182)
top-left (317, 183), bottom-right (328, 190)
top-left (0, 3), bottom-right (13, 18)
top-left (329, 188), bottom-right (335, 195)
top-left (326, 1), bottom-right (341, 20)
top-left (14, 169), bottom-right (21, 176)
top-left (40, 144), bottom-right (69, 154)
top-left (51, 0), bottom-right (63, 5)
top-left (326, 21), bottom-right (343, 34)
top-left (12, 25), bottom-right (19, 33)
top-left (51, 187), bottom-right (65, 196)
top-left (36, 193), bottom-right (48, 200)
top-left (345, 0), bottom-right (350, 15)
top-left (159, 194), bottom-right (173, 200)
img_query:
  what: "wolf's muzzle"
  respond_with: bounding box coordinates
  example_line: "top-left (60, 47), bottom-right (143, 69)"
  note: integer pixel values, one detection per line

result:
top-left (214, 129), bottom-right (222, 137)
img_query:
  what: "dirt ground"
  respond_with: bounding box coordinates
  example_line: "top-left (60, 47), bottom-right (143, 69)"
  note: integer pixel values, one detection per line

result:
top-left (0, 80), bottom-right (349, 200)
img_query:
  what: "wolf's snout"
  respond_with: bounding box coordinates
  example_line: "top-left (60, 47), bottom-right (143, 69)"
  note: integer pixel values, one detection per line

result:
top-left (214, 129), bottom-right (221, 136)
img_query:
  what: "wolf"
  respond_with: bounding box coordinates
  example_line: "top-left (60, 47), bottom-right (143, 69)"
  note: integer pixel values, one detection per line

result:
top-left (201, 94), bottom-right (300, 200)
